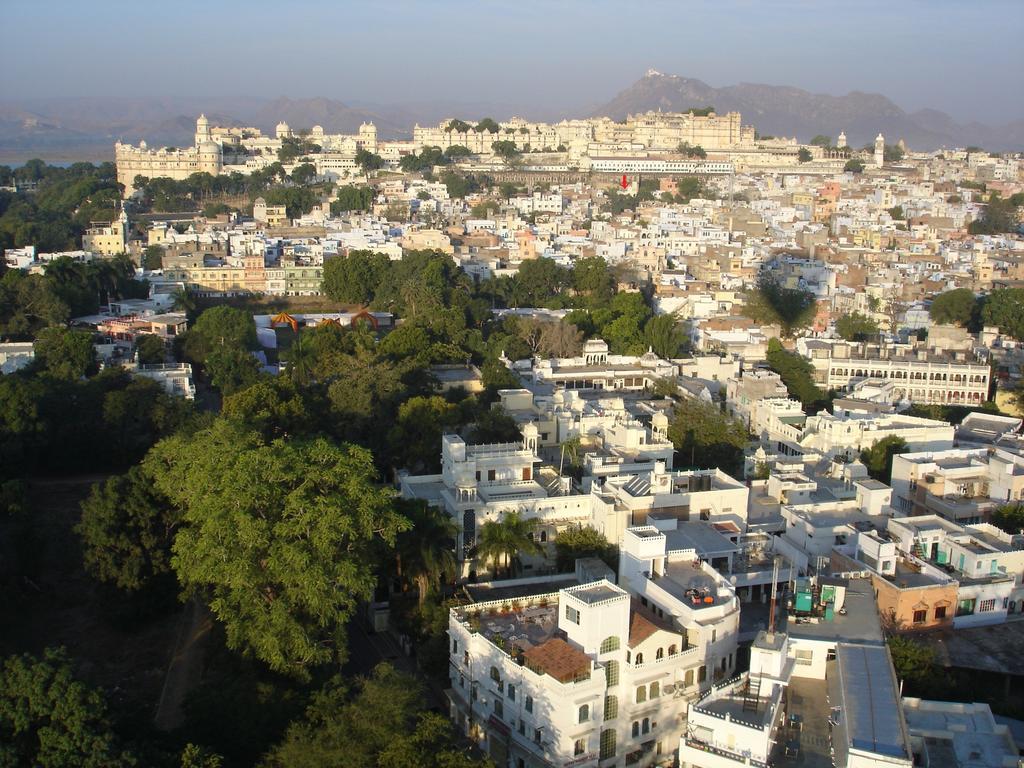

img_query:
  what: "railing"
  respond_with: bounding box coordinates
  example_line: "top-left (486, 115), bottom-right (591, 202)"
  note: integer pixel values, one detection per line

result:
top-left (630, 645), bottom-right (699, 670)
top-left (681, 737), bottom-right (769, 768)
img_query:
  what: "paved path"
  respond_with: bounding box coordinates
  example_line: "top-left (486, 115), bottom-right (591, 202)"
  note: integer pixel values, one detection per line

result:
top-left (153, 599), bottom-right (213, 731)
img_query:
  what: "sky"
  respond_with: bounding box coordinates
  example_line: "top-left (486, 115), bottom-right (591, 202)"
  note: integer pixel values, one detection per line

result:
top-left (2, 0), bottom-right (1022, 124)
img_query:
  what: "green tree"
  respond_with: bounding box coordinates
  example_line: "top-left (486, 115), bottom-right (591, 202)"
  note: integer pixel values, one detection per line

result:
top-left (396, 501), bottom-right (458, 607)
top-left (0, 648), bottom-right (134, 767)
top-left (221, 377), bottom-right (314, 440)
top-left (147, 420), bottom-right (409, 677)
top-left (884, 145), bottom-right (905, 163)
top-left (642, 314), bottom-right (688, 358)
top-left (766, 338), bottom-right (828, 409)
top-left (322, 250), bottom-right (391, 305)
top-left (76, 465), bottom-right (177, 592)
top-left (354, 149), bottom-right (385, 173)
top-left (187, 305), bottom-right (258, 360)
top-left (513, 257), bottom-right (568, 306)
top-left (887, 635), bottom-right (935, 682)
top-left (797, 148), bottom-right (813, 163)
top-left (571, 256), bottom-right (615, 302)
top-left (742, 275), bottom-right (817, 336)
top-left (991, 503), bottom-right (1024, 535)
top-left (290, 163), bottom-right (317, 185)
top-left (835, 312), bottom-right (879, 342)
top-left (981, 288), bottom-right (1024, 339)
top-left (134, 333), bottom-right (166, 365)
top-left (476, 511), bottom-right (542, 578)
top-left (141, 244), bottom-right (164, 271)
top-left (809, 135), bottom-right (832, 147)
top-left (554, 525), bottom-right (617, 571)
top-left (34, 327), bottom-right (97, 380)
top-left (331, 185), bottom-right (374, 214)
top-left (860, 435), bottom-right (908, 482)
top-left (490, 140), bottom-right (521, 162)
top-left (844, 158), bottom-right (865, 173)
top-left (667, 398), bottom-right (748, 475)
top-left (204, 348), bottom-right (262, 395)
top-left (929, 288), bottom-right (977, 327)
top-left (263, 664), bottom-right (490, 768)
top-left (388, 395), bottom-right (460, 472)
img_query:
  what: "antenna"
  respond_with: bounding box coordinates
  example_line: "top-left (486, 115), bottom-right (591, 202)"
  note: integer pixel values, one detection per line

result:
top-left (768, 555), bottom-right (781, 636)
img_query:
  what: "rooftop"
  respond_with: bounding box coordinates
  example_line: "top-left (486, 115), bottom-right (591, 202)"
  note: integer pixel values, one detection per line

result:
top-left (522, 637), bottom-right (592, 683)
top-left (781, 579), bottom-right (883, 644)
top-left (832, 643), bottom-right (911, 762)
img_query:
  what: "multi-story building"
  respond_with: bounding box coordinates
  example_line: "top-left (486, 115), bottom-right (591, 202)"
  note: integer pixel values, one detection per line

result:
top-left (514, 339), bottom-right (678, 393)
top-left (447, 524), bottom-right (740, 768)
top-left (82, 210), bottom-right (128, 256)
top-left (115, 115), bottom-right (223, 194)
top-left (890, 447), bottom-right (1024, 523)
top-left (802, 341), bottom-right (990, 407)
top-left (725, 369), bottom-right (790, 431)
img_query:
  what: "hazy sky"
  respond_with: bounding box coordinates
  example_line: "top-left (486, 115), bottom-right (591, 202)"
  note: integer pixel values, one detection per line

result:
top-left (2, 0), bottom-right (1022, 123)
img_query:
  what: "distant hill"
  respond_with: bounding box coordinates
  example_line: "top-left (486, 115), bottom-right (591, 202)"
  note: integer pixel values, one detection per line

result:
top-left (2, 78), bottom-right (1022, 163)
top-left (592, 70), bottom-right (1024, 151)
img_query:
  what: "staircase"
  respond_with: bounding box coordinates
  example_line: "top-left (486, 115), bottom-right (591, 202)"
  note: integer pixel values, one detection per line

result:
top-left (742, 674), bottom-right (761, 712)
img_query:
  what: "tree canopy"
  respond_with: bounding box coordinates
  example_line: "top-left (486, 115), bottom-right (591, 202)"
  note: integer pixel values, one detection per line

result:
top-left (0, 648), bottom-right (134, 768)
top-left (835, 312), bottom-right (879, 342)
top-left (667, 397), bottom-right (748, 476)
top-left (146, 420), bottom-right (409, 677)
top-left (860, 435), bottom-right (908, 483)
top-left (928, 288), bottom-right (978, 328)
top-left (741, 275), bottom-right (817, 336)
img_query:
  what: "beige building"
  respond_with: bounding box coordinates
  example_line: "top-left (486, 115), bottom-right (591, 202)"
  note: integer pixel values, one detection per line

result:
top-left (115, 115), bottom-right (222, 195)
top-left (82, 210), bottom-right (128, 255)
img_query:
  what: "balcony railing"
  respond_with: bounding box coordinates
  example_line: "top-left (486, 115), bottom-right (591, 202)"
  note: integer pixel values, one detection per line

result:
top-left (681, 737), bottom-right (769, 768)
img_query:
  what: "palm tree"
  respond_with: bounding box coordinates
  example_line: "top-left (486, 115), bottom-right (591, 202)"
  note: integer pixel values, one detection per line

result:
top-left (283, 333), bottom-right (315, 386)
top-left (171, 288), bottom-right (198, 319)
top-left (398, 502), bottom-right (458, 606)
top-left (476, 511), bottom-right (543, 579)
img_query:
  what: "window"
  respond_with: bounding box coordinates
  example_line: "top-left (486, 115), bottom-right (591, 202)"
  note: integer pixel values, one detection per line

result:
top-left (600, 729), bottom-right (616, 760)
top-left (518, 720), bottom-right (525, 736)
top-left (632, 721), bottom-right (640, 738)
top-left (698, 665), bottom-right (707, 682)
top-left (635, 687), bottom-right (646, 704)
top-left (487, 469), bottom-right (496, 481)
top-left (574, 739), bottom-right (586, 756)
top-left (600, 636), bottom-right (620, 654)
top-left (642, 717), bottom-right (650, 735)
top-left (668, 644), bottom-right (677, 656)
top-left (508, 684), bottom-right (515, 701)
top-left (534, 728), bottom-right (542, 744)
top-left (979, 599), bottom-right (996, 612)
top-left (452, 639), bottom-right (458, 653)
top-left (649, 681), bottom-right (659, 698)
top-left (565, 605), bottom-right (580, 624)
top-left (684, 669), bottom-right (694, 687)
top-left (490, 666), bottom-right (501, 683)
top-left (604, 695), bottom-right (618, 720)
top-left (913, 609), bottom-right (927, 623)
top-left (578, 704), bottom-right (589, 723)
top-left (934, 605), bottom-right (947, 620)
top-left (605, 660), bottom-right (619, 687)
top-left (463, 651), bottom-right (469, 667)
top-left (494, 699), bottom-right (503, 718)
top-left (795, 650), bottom-right (813, 666)
top-left (655, 648), bottom-right (664, 660)
top-left (525, 695), bottom-right (533, 713)
top-left (635, 652), bottom-right (643, 665)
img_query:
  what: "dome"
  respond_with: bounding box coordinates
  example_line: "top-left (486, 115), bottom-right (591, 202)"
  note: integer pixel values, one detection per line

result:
top-left (196, 113), bottom-right (209, 126)
top-left (198, 140), bottom-right (220, 157)
top-left (311, 124), bottom-right (324, 136)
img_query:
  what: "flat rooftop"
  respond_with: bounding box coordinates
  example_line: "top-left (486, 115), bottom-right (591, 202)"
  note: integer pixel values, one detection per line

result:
top-left (656, 560), bottom-right (728, 610)
top-left (782, 579), bottom-right (883, 644)
top-left (903, 701), bottom-right (1018, 768)
top-left (664, 521), bottom-right (739, 557)
top-left (832, 643), bottom-right (911, 764)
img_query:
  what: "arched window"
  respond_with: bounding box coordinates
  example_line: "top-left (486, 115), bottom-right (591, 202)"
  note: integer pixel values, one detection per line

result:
top-left (655, 647), bottom-right (664, 660)
top-left (540, 531), bottom-right (547, 543)
top-left (649, 681), bottom-right (659, 698)
top-left (632, 721), bottom-right (640, 738)
top-left (635, 652), bottom-right (644, 665)
top-left (668, 644), bottom-right (678, 656)
top-left (490, 666), bottom-right (501, 682)
top-left (508, 684), bottom-right (516, 701)
top-left (578, 704), bottom-right (589, 723)
top-left (642, 717), bottom-right (650, 735)
top-left (600, 636), bottom-right (620, 654)
top-left (635, 686), bottom-right (646, 704)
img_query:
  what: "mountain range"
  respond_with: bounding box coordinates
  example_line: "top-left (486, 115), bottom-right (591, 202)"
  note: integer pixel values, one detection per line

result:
top-left (594, 71), bottom-right (1024, 151)
top-left (1, 72), bottom-right (1022, 162)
